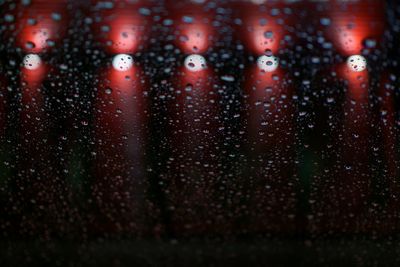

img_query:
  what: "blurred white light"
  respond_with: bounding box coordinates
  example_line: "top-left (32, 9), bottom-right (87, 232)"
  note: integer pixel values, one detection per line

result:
top-left (23, 54), bottom-right (42, 70)
top-left (184, 54), bottom-right (206, 72)
top-left (112, 54), bottom-right (133, 71)
top-left (257, 55), bottom-right (279, 72)
top-left (346, 55), bottom-right (367, 72)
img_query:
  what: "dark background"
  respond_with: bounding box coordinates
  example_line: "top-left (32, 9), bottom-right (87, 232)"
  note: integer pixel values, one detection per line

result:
top-left (0, 0), bottom-right (400, 265)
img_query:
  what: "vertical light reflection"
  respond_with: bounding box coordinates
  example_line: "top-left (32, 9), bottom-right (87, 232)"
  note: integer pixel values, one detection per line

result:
top-left (336, 63), bottom-right (370, 232)
top-left (309, 62), bottom-right (371, 234)
top-left (92, 61), bottom-right (150, 235)
top-left (165, 62), bottom-right (226, 235)
top-left (309, 0), bottom-right (385, 234)
top-left (20, 54), bottom-right (48, 132)
top-left (242, 63), bottom-right (296, 233)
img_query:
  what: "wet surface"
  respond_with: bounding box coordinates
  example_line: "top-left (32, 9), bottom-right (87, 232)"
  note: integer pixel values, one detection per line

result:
top-left (0, 0), bottom-right (400, 265)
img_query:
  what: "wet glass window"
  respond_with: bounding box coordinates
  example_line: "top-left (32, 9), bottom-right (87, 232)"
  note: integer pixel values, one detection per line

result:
top-left (0, 0), bottom-right (399, 265)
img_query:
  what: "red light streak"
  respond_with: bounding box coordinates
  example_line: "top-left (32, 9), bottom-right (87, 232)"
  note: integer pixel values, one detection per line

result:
top-left (165, 64), bottom-right (225, 235)
top-left (337, 62), bottom-right (369, 101)
top-left (243, 64), bottom-right (296, 233)
top-left (92, 63), bottom-right (149, 234)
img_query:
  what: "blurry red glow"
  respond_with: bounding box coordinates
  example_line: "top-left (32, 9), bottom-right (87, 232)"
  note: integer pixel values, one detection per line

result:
top-left (19, 61), bottom-right (49, 143)
top-left (95, 63), bottom-right (146, 159)
top-left (243, 64), bottom-right (296, 233)
top-left (102, 12), bottom-right (147, 54)
top-left (104, 64), bottom-right (140, 96)
top-left (18, 21), bottom-right (55, 53)
top-left (244, 65), bottom-right (289, 142)
top-left (327, 1), bottom-right (385, 55)
top-left (233, 2), bottom-right (293, 55)
top-left (242, 15), bottom-right (284, 55)
top-left (337, 62), bottom-right (369, 101)
top-left (92, 63), bottom-right (148, 234)
top-left (172, 65), bottom-right (217, 149)
top-left (95, 63), bottom-right (146, 158)
top-left (20, 63), bottom-right (48, 93)
top-left (246, 65), bottom-right (284, 95)
top-left (108, 17), bottom-right (142, 54)
top-left (179, 65), bottom-right (212, 87)
top-left (335, 62), bottom-right (370, 223)
top-left (15, 2), bottom-right (67, 53)
top-left (167, 0), bottom-right (215, 54)
top-left (176, 16), bottom-right (213, 54)
top-left (166, 63), bottom-right (224, 235)
top-left (92, 1), bottom-right (150, 54)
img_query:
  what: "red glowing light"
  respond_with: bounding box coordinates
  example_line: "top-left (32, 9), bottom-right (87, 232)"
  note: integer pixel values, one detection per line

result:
top-left (103, 64), bottom-right (140, 97)
top-left (178, 65), bottom-right (213, 92)
top-left (103, 12), bottom-right (147, 54)
top-left (171, 64), bottom-right (217, 136)
top-left (246, 65), bottom-right (285, 95)
top-left (337, 62), bottom-right (369, 101)
top-left (176, 16), bottom-right (214, 54)
top-left (233, 1), bottom-right (294, 55)
top-left (19, 60), bottom-right (49, 140)
top-left (18, 20), bottom-right (56, 53)
top-left (14, 1), bottom-right (67, 53)
top-left (244, 65), bottom-right (290, 137)
top-left (94, 63), bottom-right (147, 165)
top-left (166, 63), bottom-right (223, 235)
top-left (242, 16), bottom-right (284, 55)
top-left (92, 1), bottom-right (150, 54)
top-left (327, 1), bottom-right (384, 55)
top-left (167, 0), bottom-right (215, 54)
top-left (20, 62), bottom-right (48, 93)
top-left (93, 63), bottom-right (148, 234)
top-left (242, 63), bottom-right (296, 233)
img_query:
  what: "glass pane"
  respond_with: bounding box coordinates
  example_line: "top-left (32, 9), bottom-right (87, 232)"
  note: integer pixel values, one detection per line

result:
top-left (0, 0), bottom-right (399, 265)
